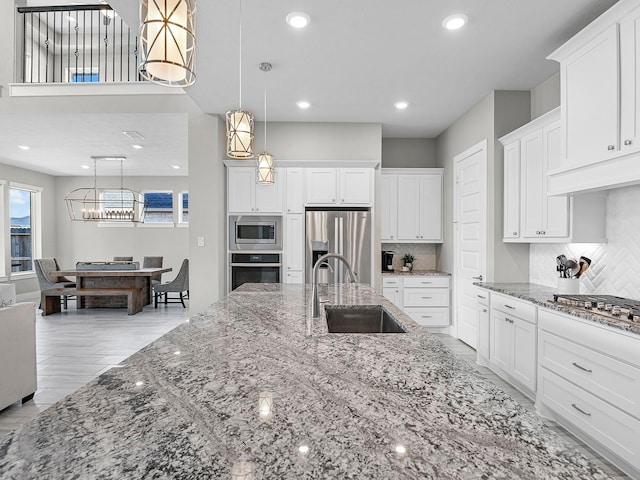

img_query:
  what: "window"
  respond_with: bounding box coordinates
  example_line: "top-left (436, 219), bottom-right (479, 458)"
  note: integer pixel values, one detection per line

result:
top-left (143, 191), bottom-right (174, 224)
top-left (9, 184), bottom-right (41, 274)
top-left (179, 191), bottom-right (189, 224)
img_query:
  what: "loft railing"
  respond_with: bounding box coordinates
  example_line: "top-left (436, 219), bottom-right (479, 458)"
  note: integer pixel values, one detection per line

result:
top-left (16, 5), bottom-right (144, 84)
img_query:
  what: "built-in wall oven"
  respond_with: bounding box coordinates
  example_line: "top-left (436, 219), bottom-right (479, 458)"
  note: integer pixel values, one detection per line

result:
top-left (229, 253), bottom-right (281, 291)
top-left (229, 215), bottom-right (282, 251)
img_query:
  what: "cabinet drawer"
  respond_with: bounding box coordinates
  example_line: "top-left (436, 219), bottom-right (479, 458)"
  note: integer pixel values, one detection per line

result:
top-left (491, 292), bottom-right (536, 320)
top-left (538, 308), bottom-right (640, 368)
top-left (403, 288), bottom-right (449, 307)
top-left (539, 368), bottom-right (640, 470)
top-left (539, 330), bottom-right (640, 418)
top-left (382, 277), bottom-right (402, 288)
top-left (404, 307), bottom-right (449, 327)
top-left (403, 276), bottom-right (449, 288)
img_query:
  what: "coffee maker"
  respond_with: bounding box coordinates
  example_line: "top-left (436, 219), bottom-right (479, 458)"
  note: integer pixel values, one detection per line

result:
top-left (382, 251), bottom-right (395, 272)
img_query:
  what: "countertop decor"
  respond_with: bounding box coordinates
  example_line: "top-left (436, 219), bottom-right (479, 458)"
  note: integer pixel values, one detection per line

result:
top-left (475, 282), bottom-right (640, 335)
top-left (0, 284), bottom-right (613, 478)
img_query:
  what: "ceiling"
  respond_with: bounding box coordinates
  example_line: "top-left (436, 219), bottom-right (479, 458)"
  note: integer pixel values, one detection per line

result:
top-left (2, 0), bottom-right (619, 175)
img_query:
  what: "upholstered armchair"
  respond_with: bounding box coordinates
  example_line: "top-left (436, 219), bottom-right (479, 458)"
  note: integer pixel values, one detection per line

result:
top-left (153, 258), bottom-right (189, 308)
top-left (34, 258), bottom-right (76, 309)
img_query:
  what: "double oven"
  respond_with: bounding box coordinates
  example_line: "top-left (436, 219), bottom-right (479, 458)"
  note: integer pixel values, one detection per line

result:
top-left (228, 216), bottom-right (282, 291)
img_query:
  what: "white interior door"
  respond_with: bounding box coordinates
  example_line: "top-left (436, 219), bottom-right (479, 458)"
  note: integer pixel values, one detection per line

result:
top-left (454, 140), bottom-right (487, 349)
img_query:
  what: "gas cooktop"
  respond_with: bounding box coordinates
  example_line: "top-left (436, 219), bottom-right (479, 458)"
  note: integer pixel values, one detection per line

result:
top-left (551, 294), bottom-right (640, 323)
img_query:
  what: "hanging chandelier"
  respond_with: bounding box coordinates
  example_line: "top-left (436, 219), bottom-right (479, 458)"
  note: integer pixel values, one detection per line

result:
top-left (226, 0), bottom-right (254, 159)
top-left (139, 0), bottom-right (196, 87)
top-left (257, 62), bottom-right (275, 185)
top-left (65, 157), bottom-right (146, 222)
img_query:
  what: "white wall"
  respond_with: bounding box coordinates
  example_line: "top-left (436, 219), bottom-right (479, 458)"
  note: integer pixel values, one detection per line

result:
top-left (54, 175), bottom-right (189, 276)
top-left (531, 72), bottom-right (560, 120)
top-left (530, 185), bottom-right (640, 298)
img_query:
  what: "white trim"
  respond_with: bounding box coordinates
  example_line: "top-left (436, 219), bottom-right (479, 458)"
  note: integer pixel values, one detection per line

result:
top-left (381, 167), bottom-right (444, 175)
top-left (137, 223), bottom-right (175, 228)
top-left (97, 222), bottom-right (135, 228)
top-left (9, 181), bottom-right (43, 193)
top-left (8, 82), bottom-right (186, 97)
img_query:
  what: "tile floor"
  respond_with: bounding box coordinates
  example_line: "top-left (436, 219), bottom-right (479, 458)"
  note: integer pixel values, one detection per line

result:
top-left (0, 309), bottom-right (629, 478)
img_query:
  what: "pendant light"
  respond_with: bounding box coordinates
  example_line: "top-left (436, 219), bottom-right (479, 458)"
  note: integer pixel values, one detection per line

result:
top-left (65, 157), bottom-right (146, 222)
top-left (257, 62), bottom-right (274, 185)
top-left (139, 0), bottom-right (196, 87)
top-left (226, 0), bottom-right (255, 159)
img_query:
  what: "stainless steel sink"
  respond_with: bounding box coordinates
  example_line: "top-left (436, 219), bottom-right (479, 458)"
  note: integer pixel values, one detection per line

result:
top-left (324, 305), bottom-right (407, 333)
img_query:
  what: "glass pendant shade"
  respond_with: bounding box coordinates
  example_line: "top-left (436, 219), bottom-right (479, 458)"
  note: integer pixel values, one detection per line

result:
top-left (226, 109), bottom-right (255, 159)
top-left (139, 0), bottom-right (196, 87)
top-left (257, 153), bottom-right (275, 184)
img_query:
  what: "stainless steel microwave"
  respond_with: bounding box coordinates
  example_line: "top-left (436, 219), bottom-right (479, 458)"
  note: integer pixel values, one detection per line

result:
top-left (229, 215), bottom-right (283, 251)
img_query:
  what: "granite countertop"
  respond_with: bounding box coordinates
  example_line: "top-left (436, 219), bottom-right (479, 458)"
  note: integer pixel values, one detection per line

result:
top-left (382, 269), bottom-right (451, 276)
top-left (0, 284), bottom-right (613, 479)
top-left (475, 282), bottom-right (640, 335)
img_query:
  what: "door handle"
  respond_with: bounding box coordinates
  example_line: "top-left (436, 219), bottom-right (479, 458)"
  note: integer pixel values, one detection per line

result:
top-left (471, 275), bottom-right (483, 281)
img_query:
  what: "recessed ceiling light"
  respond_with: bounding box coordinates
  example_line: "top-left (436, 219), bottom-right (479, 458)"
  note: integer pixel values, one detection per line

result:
top-left (394, 101), bottom-right (409, 110)
top-left (132, 144), bottom-right (143, 149)
top-left (81, 165), bottom-right (90, 169)
top-left (442, 14), bottom-right (468, 30)
top-left (171, 165), bottom-right (181, 170)
top-left (17, 145), bottom-right (30, 150)
top-left (286, 12), bottom-right (310, 29)
top-left (296, 100), bottom-right (311, 109)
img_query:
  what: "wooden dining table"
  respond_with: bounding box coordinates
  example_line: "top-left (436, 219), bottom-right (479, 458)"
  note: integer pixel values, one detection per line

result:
top-left (53, 267), bottom-right (172, 315)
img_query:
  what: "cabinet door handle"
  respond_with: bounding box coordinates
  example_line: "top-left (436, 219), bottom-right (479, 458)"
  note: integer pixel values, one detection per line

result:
top-left (607, 145), bottom-right (615, 151)
top-left (421, 296), bottom-right (432, 299)
top-left (482, 308), bottom-right (487, 313)
top-left (504, 304), bottom-right (515, 310)
top-left (421, 315), bottom-right (433, 318)
top-left (476, 294), bottom-right (486, 299)
top-left (572, 362), bottom-right (592, 373)
top-left (513, 232), bottom-right (518, 236)
top-left (505, 317), bottom-right (514, 323)
top-left (472, 275), bottom-right (483, 281)
top-left (421, 281), bottom-right (432, 285)
top-left (624, 139), bottom-right (632, 146)
top-left (571, 403), bottom-right (592, 417)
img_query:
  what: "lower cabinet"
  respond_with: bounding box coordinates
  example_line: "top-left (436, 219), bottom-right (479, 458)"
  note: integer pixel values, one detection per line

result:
top-left (537, 308), bottom-right (640, 476)
top-left (382, 275), bottom-right (450, 328)
top-left (476, 290), bottom-right (490, 365)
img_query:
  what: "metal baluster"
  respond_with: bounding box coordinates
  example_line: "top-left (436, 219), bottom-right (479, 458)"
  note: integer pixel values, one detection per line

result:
top-left (127, 27), bottom-right (130, 81)
top-left (22, 13), bottom-right (26, 82)
top-left (97, 9), bottom-right (100, 82)
top-left (111, 9), bottom-right (115, 82)
top-left (82, 9), bottom-right (86, 81)
top-left (74, 10), bottom-right (79, 82)
top-left (30, 13), bottom-right (34, 82)
top-left (119, 17), bottom-right (123, 82)
top-left (45, 11), bottom-right (49, 82)
top-left (52, 11), bottom-right (56, 82)
top-left (67, 11), bottom-right (70, 82)
top-left (37, 13), bottom-right (41, 82)
top-left (90, 10), bottom-right (93, 82)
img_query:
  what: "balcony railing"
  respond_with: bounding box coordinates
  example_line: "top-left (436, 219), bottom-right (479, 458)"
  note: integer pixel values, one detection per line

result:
top-left (17, 5), bottom-right (144, 84)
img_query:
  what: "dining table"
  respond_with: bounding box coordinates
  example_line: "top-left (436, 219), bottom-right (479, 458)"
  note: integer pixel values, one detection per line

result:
top-left (51, 266), bottom-right (172, 315)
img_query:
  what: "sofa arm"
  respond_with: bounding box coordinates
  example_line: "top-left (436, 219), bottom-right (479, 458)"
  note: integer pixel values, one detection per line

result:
top-left (0, 302), bottom-right (37, 411)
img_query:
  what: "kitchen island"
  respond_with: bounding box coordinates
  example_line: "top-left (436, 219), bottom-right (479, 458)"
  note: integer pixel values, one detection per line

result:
top-left (0, 284), bottom-right (612, 479)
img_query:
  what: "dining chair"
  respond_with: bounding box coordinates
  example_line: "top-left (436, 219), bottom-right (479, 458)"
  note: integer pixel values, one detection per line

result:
top-left (153, 259), bottom-right (189, 308)
top-left (143, 256), bottom-right (163, 286)
top-left (113, 256), bottom-right (133, 261)
top-left (34, 258), bottom-right (76, 309)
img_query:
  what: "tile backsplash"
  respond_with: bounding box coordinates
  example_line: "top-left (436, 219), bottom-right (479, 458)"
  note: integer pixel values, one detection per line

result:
top-left (529, 184), bottom-right (640, 299)
top-left (381, 243), bottom-right (437, 272)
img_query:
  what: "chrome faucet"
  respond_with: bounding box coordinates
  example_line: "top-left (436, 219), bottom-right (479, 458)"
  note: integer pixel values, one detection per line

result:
top-left (311, 253), bottom-right (356, 318)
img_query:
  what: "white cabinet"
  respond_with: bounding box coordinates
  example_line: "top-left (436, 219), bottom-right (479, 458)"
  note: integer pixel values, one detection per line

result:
top-left (537, 308), bottom-right (640, 476)
top-left (284, 214), bottom-right (304, 283)
top-left (382, 169), bottom-right (443, 243)
top-left (502, 141), bottom-right (520, 239)
top-left (285, 168), bottom-right (304, 214)
top-left (547, 1), bottom-right (640, 194)
top-left (499, 108), bottom-right (606, 243)
top-left (306, 168), bottom-right (372, 206)
top-left (488, 292), bottom-right (537, 396)
top-left (380, 174), bottom-right (398, 241)
top-left (227, 167), bottom-right (283, 214)
top-left (476, 289), bottom-right (490, 366)
top-left (382, 276), bottom-right (403, 309)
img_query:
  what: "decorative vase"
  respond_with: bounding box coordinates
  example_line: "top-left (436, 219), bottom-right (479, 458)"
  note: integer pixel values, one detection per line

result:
top-left (405, 262), bottom-right (413, 272)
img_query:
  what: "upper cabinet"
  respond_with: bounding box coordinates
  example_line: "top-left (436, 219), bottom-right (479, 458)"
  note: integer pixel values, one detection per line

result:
top-left (548, 0), bottom-right (640, 194)
top-left (306, 168), bottom-right (372, 206)
top-left (499, 108), bottom-right (606, 243)
top-left (285, 168), bottom-right (304, 214)
top-left (381, 169), bottom-right (443, 243)
top-left (227, 167), bottom-right (283, 214)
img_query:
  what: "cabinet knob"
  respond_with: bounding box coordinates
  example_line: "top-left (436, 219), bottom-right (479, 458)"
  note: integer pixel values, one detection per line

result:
top-left (288, 208), bottom-right (291, 212)
top-left (607, 145), bottom-right (615, 151)
top-left (287, 266), bottom-right (291, 270)
top-left (341, 199), bottom-right (345, 202)
top-left (625, 139), bottom-right (632, 146)
top-left (390, 235), bottom-right (394, 239)
top-left (416, 235), bottom-right (419, 239)
top-left (332, 199), bottom-right (336, 202)
top-left (513, 232), bottom-right (518, 236)
top-left (482, 308), bottom-right (487, 313)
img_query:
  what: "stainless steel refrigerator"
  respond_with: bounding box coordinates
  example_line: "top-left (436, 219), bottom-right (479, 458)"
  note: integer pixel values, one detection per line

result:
top-left (305, 208), bottom-right (372, 285)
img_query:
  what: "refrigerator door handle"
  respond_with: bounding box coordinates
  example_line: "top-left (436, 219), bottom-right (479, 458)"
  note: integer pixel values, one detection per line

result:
top-left (334, 217), bottom-right (340, 284)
